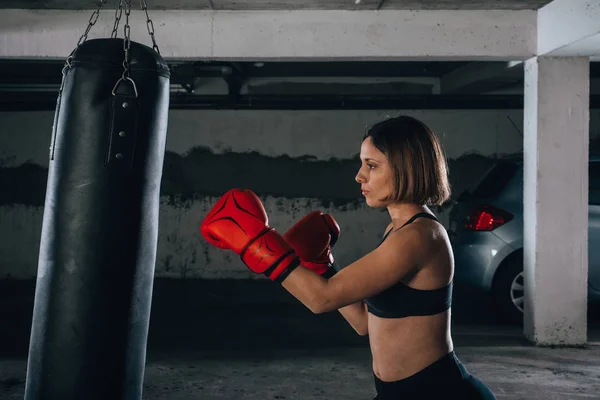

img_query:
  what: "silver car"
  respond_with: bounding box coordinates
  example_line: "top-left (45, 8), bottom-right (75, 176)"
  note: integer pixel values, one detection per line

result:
top-left (449, 156), bottom-right (600, 322)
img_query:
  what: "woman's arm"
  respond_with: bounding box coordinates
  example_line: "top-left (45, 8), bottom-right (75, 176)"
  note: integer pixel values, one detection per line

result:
top-left (281, 223), bottom-right (428, 314)
top-left (338, 302), bottom-right (369, 336)
top-left (333, 222), bottom-right (393, 336)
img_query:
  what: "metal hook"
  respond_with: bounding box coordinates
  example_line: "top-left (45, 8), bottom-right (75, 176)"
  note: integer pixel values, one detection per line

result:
top-left (112, 76), bottom-right (138, 98)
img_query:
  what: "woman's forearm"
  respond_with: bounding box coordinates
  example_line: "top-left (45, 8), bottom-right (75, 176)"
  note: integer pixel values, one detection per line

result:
top-left (281, 265), bottom-right (369, 335)
top-left (338, 302), bottom-right (369, 336)
top-left (281, 266), bottom-right (333, 313)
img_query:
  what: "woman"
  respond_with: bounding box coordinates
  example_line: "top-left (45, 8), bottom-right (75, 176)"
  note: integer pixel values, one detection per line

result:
top-left (280, 116), bottom-right (495, 399)
top-left (201, 115), bottom-right (496, 399)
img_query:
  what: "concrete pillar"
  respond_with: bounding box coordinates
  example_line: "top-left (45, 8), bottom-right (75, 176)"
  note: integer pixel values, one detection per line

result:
top-left (523, 56), bottom-right (590, 346)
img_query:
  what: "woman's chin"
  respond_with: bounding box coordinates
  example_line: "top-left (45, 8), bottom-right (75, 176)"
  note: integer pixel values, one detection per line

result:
top-left (365, 197), bottom-right (386, 209)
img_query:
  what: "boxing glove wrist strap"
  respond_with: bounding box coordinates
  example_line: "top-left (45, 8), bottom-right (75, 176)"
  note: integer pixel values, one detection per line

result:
top-left (271, 258), bottom-right (300, 283)
top-left (321, 268), bottom-right (337, 279)
top-left (240, 227), bottom-right (300, 283)
top-left (321, 260), bottom-right (341, 278)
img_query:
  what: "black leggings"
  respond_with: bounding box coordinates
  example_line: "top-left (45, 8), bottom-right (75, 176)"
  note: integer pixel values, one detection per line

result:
top-left (372, 352), bottom-right (496, 400)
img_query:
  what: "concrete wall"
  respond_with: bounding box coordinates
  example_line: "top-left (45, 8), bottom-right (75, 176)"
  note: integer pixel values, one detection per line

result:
top-left (1, 109), bottom-right (598, 280)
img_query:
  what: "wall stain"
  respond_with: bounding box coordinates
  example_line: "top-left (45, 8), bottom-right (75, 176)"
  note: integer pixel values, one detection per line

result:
top-left (161, 146), bottom-right (364, 209)
top-left (0, 147), bottom-right (527, 209)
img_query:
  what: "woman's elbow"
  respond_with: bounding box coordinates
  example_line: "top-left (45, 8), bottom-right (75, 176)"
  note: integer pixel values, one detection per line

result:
top-left (355, 327), bottom-right (369, 336)
top-left (310, 300), bottom-right (337, 314)
top-left (309, 293), bottom-right (341, 314)
top-left (311, 280), bottom-right (351, 314)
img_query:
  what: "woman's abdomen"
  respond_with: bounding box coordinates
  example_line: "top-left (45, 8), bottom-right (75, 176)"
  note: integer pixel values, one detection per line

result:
top-left (368, 310), bottom-right (453, 382)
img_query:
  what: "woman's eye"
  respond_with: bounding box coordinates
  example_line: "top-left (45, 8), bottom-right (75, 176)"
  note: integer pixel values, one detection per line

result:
top-left (367, 164), bottom-right (375, 170)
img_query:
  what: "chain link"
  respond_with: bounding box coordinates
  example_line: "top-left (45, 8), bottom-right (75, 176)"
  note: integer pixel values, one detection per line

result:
top-left (61, 0), bottom-right (108, 93)
top-left (61, 0), bottom-right (163, 98)
top-left (111, 0), bottom-right (124, 38)
top-left (75, 0), bottom-right (108, 48)
top-left (66, 0), bottom-right (109, 68)
top-left (65, 0), bottom-right (161, 68)
top-left (53, 1), bottom-right (110, 159)
top-left (112, 0), bottom-right (138, 97)
top-left (139, 0), bottom-right (161, 55)
top-left (122, 0), bottom-right (132, 80)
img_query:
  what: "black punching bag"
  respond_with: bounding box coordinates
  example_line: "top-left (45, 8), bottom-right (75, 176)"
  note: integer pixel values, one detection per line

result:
top-left (25, 38), bottom-right (170, 400)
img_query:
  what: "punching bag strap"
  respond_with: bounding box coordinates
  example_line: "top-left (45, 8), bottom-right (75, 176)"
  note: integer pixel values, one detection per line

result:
top-left (107, 4), bottom-right (139, 169)
top-left (107, 79), bottom-right (139, 168)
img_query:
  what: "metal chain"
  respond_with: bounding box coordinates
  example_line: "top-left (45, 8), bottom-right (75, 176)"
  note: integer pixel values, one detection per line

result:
top-left (53, 0), bottom-right (109, 159)
top-left (61, 0), bottom-right (164, 98)
top-left (139, 0), bottom-right (161, 55)
top-left (111, 0), bottom-right (124, 38)
top-left (60, 0), bottom-right (109, 96)
top-left (74, 0), bottom-right (109, 49)
top-left (112, 0), bottom-right (138, 97)
top-left (122, 0), bottom-right (132, 80)
top-left (66, 0), bottom-right (109, 68)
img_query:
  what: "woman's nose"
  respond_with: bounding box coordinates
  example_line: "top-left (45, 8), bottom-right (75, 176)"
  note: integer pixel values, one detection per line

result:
top-left (355, 170), bottom-right (365, 184)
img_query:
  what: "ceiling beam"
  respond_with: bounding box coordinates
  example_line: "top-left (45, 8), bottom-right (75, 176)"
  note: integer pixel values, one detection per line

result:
top-left (0, 9), bottom-right (537, 60)
top-left (0, 0), bottom-right (554, 11)
top-left (440, 61), bottom-right (523, 94)
top-left (537, 0), bottom-right (600, 58)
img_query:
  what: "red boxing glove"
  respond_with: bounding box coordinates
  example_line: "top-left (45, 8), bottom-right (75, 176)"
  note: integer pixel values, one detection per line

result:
top-left (200, 189), bottom-right (300, 282)
top-left (283, 211), bottom-right (340, 278)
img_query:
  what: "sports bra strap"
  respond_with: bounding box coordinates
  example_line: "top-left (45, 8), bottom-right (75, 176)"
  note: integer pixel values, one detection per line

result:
top-left (399, 212), bottom-right (438, 229)
top-left (381, 212), bottom-right (439, 242)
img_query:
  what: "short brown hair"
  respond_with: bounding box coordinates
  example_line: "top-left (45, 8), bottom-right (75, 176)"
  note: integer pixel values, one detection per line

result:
top-left (363, 115), bottom-right (451, 206)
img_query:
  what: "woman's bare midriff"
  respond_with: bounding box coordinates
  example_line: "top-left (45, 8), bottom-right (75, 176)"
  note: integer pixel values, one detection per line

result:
top-left (368, 217), bottom-right (454, 382)
top-left (368, 309), bottom-right (453, 382)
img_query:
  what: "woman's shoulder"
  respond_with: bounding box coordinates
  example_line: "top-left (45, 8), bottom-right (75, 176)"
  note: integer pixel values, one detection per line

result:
top-left (388, 215), bottom-right (446, 249)
top-left (381, 219), bottom-right (450, 275)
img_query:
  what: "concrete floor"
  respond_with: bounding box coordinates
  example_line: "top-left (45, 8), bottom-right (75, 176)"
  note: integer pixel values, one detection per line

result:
top-left (1, 279), bottom-right (599, 399)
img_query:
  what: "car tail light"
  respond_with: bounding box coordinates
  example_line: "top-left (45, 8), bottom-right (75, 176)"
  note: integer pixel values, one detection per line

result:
top-left (465, 205), bottom-right (513, 231)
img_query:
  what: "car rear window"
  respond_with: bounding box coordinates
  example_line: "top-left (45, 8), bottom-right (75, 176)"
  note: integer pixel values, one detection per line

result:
top-left (471, 161), bottom-right (520, 199)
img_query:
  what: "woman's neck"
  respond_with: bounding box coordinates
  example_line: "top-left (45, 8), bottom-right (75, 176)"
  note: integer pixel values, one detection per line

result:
top-left (386, 202), bottom-right (431, 229)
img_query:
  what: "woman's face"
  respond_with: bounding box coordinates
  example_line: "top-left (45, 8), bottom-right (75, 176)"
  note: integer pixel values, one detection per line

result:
top-left (355, 137), bottom-right (394, 208)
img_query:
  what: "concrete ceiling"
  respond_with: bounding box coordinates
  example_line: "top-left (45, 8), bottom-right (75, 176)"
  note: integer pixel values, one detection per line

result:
top-left (1, 0), bottom-right (586, 110)
top-left (0, 0), bottom-right (554, 10)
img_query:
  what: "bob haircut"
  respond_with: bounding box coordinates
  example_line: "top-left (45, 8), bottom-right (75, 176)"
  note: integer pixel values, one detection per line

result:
top-left (363, 115), bottom-right (451, 206)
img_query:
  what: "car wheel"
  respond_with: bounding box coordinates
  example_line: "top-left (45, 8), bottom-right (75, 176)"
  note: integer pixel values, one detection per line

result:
top-left (492, 257), bottom-right (524, 324)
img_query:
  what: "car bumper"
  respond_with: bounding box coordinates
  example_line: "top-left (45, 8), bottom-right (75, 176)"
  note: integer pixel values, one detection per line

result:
top-left (451, 231), bottom-right (515, 291)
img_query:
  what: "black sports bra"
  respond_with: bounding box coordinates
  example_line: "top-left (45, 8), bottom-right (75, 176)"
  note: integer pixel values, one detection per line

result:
top-left (364, 212), bottom-right (453, 319)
